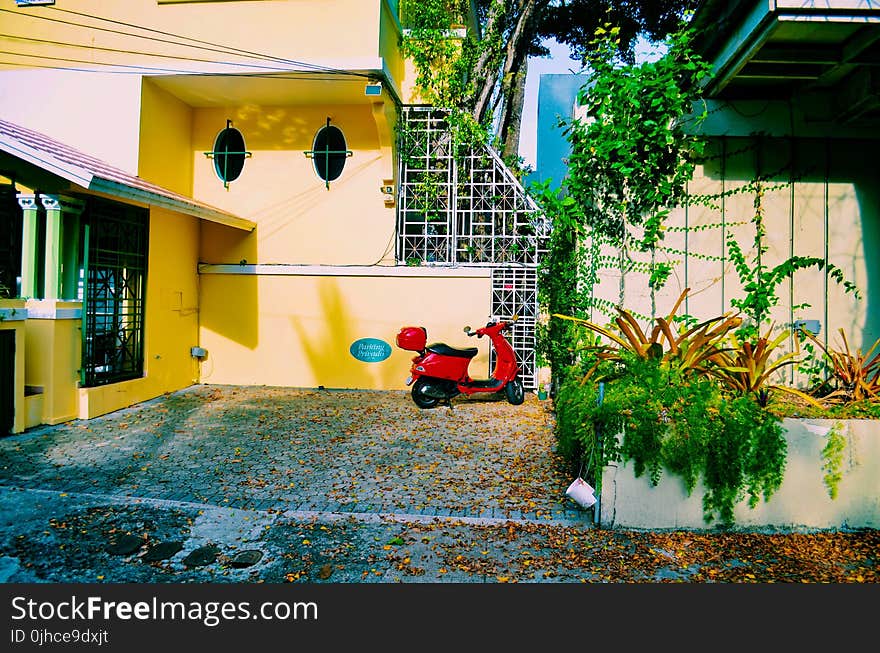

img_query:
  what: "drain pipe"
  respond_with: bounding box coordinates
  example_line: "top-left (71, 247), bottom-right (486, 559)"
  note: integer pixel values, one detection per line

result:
top-left (593, 381), bottom-right (605, 526)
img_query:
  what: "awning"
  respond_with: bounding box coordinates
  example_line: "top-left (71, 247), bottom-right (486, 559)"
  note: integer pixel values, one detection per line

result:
top-left (0, 118), bottom-right (255, 231)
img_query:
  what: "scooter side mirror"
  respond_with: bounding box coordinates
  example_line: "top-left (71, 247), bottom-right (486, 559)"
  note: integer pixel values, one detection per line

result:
top-left (463, 326), bottom-right (471, 333)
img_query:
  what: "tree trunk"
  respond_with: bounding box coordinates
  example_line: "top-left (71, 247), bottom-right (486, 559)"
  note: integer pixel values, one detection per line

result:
top-left (469, 1), bottom-right (507, 122)
top-left (472, 0), bottom-right (539, 138)
top-left (500, 56), bottom-right (528, 161)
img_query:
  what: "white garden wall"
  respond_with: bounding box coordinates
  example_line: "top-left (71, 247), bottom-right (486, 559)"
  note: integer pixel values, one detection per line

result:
top-left (598, 418), bottom-right (880, 530)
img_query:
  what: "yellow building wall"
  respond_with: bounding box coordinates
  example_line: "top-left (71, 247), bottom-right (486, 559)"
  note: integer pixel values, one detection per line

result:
top-left (78, 207), bottom-right (202, 419)
top-left (194, 104), bottom-right (396, 266)
top-left (0, 1), bottom-right (387, 72)
top-left (379, 0), bottom-right (405, 97)
top-left (198, 272), bottom-right (492, 390)
top-left (139, 79), bottom-right (194, 196)
top-left (1, 1), bottom-right (400, 174)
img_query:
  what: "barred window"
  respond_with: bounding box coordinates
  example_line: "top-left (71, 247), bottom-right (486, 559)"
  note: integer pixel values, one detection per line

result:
top-left (81, 198), bottom-right (148, 387)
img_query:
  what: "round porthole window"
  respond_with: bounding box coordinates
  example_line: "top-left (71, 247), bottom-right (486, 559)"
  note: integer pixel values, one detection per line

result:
top-left (312, 121), bottom-right (349, 185)
top-left (212, 123), bottom-right (247, 185)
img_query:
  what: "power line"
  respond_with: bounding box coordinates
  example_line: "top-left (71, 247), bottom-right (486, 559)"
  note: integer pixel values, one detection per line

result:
top-left (0, 58), bottom-right (374, 84)
top-left (0, 6), bottom-right (376, 78)
top-left (0, 56), bottom-right (378, 83)
top-left (0, 49), bottom-right (193, 75)
top-left (48, 5), bottom-right (357, 74)
top-left (0, 60), bottom-right (164, 75)
top-left (0, 33), bottom-right (309, 72)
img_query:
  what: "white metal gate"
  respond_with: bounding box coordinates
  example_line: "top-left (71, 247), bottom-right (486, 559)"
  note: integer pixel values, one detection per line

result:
top-left (490, 267), bottom-right (538, 390)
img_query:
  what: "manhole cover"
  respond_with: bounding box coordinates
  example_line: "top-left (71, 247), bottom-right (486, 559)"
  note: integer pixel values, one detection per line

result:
top-left (106, 534), bottom-right (144, 556)
top-left (228, 550), bottom-right (263, 568)
top-left (142, 541), bottom-right (183, 562)
top-left (182, 545), bottom-right (220, 568)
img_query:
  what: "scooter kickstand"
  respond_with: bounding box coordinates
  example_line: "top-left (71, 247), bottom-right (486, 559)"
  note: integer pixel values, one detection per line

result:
top-left (443, 398), bottom-right (454, 410)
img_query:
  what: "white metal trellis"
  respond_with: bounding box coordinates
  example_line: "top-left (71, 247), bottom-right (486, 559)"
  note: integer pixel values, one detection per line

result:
top-left (397, 107), bottom-right (549, 267)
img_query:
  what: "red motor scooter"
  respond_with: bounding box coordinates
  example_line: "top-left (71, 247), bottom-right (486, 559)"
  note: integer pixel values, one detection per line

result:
top-left (395, 315), bottom-right (524, 409)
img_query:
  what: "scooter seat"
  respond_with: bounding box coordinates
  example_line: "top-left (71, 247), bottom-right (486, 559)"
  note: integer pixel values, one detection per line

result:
top-left (426, 343), bottom-right (478, 359)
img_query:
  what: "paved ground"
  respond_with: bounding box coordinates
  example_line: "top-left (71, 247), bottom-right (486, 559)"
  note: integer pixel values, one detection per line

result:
top-left (0, 385), bottom-right (876, 584)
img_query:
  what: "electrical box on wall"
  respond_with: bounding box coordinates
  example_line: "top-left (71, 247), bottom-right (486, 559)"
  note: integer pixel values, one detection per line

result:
top-left (381, 180), bottom-right (395, 207)
top-left (190, 346), bottom-right (208, 359)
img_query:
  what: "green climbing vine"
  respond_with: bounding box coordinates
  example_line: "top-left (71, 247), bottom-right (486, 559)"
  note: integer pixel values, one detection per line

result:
top-left (821, 422), bottom-right (847, 500)
top-left (563, 22), bottom-right (710, 311)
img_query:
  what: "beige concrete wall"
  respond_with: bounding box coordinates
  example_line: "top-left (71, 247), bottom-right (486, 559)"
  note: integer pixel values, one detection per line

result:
top-left (0, 70), bottom-right (143, 173)
top-left (605, 136), bottom-right (879, 370)
top-left (599, 418), bottom-right (880, 530)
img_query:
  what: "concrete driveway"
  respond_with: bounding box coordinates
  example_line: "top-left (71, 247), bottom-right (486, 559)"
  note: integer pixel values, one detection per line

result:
top-left (0, 385), bottom-right (876, 584)
top-left (0, 384), bottom-right (592, 583)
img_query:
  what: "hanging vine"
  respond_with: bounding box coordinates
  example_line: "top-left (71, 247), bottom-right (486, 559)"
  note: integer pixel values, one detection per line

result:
top-left (562, 22), bottom-right (711, 312)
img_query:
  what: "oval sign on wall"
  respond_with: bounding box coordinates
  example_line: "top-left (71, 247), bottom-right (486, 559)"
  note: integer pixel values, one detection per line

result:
top-left (350, 338), bottom-right (392, 363)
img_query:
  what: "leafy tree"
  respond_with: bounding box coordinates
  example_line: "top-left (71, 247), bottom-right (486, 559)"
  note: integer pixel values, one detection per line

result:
top-left (400, 0), bottom-right (695, 159)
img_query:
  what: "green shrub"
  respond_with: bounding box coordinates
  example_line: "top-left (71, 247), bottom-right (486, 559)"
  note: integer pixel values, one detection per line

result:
top-left (559, 355), bottom-right (786, 526)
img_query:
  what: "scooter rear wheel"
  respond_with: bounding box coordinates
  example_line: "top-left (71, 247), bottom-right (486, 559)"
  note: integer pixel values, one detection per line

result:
top-left (505, 378), bottom-right (524, 405)
top-left (411, 378), bottom-right (440, 409)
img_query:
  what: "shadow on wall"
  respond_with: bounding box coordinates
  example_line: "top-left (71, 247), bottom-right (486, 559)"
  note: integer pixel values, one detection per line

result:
top-left (856, 183), bottom-right (880, 349)
top-left (290, 277), bottom-right (402, 390)
top-left (199, 223), bottom-right (259, 350)
top-left (697, 137), bottom-right (873, 348)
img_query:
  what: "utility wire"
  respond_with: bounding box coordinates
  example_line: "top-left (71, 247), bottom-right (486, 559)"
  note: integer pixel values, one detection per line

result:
top-left (0, 33), bottom-right (308, 72)
top-left (0, 7), bottom-right (376, 78)
top-left (0, 55), bottom-right (373, 83)
top-left (0, 60), bottom-right (171, 75)
top-left (0, 49), bottom-right (194, 75)
top-left (48, 5), bottom-right (362, 74)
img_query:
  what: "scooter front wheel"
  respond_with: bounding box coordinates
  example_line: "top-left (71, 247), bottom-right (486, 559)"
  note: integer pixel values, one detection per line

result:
top-left (411, 378), bottom-right (440, 409)
top-left (505, 378), bottom-right (524, 405)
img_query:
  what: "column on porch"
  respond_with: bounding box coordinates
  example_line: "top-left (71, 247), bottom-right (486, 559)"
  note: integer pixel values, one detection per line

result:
top-left (40, 194), bottom-right (85, 301)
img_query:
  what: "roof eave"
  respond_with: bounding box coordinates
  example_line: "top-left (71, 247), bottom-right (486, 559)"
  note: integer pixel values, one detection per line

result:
top-left (89, 177), bottom-right (255, 232)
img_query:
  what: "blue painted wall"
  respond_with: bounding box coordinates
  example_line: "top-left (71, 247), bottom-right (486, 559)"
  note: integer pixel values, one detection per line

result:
top-left (526, 73), bottom-right (589, 193)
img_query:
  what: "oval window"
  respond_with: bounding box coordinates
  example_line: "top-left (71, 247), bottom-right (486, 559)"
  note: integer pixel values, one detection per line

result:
top-left (312, 124), bottom-right (348, 183)
top-left (212, 126), bottom-right (247, 184)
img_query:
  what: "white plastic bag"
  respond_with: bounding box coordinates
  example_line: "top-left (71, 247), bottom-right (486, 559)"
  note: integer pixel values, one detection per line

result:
top-left (565, 477), bottom-right (597, 508)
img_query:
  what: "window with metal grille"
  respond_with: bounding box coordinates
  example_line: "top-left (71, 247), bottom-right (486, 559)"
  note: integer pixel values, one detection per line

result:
top-left (80, 198), bottom-right (148, 387)
top-left (308, 119), bottom-right (351, 189)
